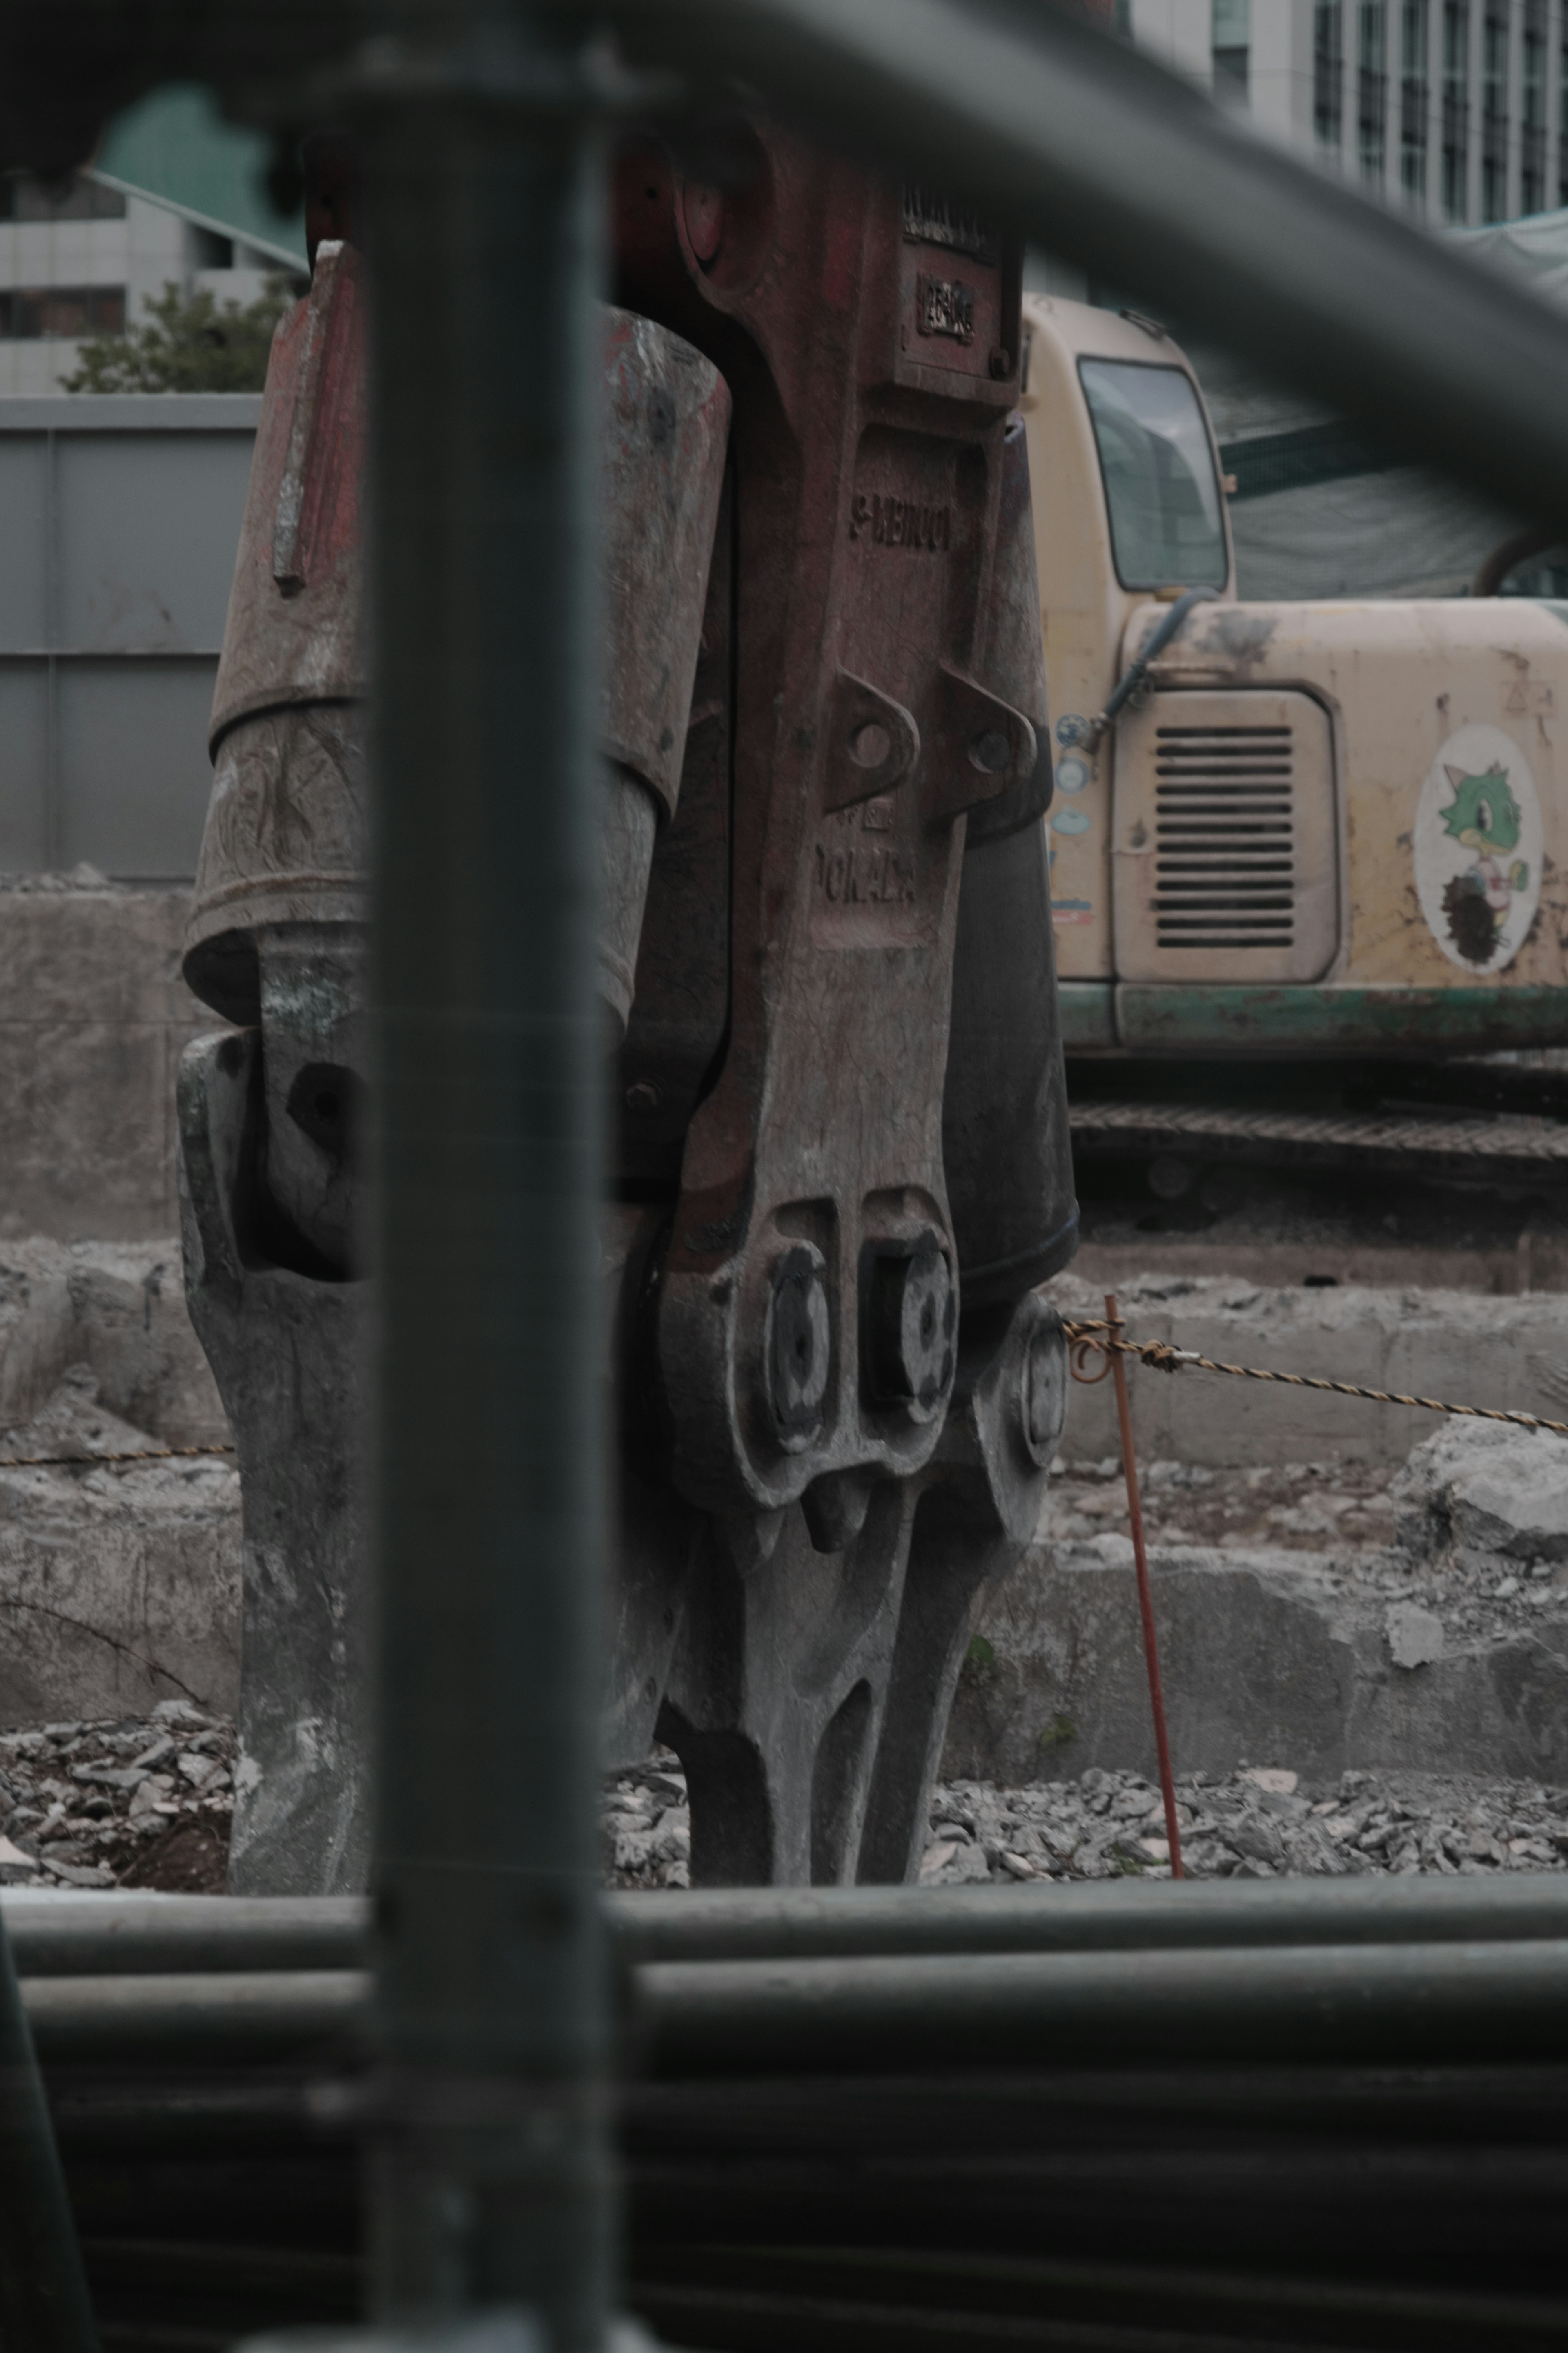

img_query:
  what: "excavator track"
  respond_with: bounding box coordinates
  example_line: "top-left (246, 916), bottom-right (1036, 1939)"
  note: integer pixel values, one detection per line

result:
top-left (1069, 1096), bottom-right (1568, 1190)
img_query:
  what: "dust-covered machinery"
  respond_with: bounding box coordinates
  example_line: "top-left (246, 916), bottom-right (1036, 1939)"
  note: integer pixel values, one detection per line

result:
top-left (1020, 294), bottom-right (1568, 1198)
top-left (178, 124), bottom-right (1078, 1894)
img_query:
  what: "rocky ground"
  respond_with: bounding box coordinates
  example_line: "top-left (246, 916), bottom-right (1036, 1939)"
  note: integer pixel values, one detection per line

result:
top-left (8, 1417), bottom-right (1568, 1897)
top-left (605, 1753), bottom-right (1568, 1888)
top-left (5, 1712), bottom-right (1564, 1896)
top-left (916, 1762), bottom-right (1568, 1883)
top-left (0, 1700), bottom-right (234, 1891)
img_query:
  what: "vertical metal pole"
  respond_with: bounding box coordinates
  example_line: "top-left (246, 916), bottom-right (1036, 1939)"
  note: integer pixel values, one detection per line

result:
top-left (1105, 1293), bottom-right (1185, 1880)
top-left (0, 1905), bottom-right (100, 2353)
top-left (361, 9), bottom-right (611, 2343)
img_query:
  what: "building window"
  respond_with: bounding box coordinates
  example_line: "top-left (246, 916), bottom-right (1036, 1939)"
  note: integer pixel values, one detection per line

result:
top-left (1316, 0), bottom-right (1346, 143)
top-left (1401, 0), bottom-right (1430, 198)
top-left (1360, 0), bottom-right (1389, 178)
top-left (0, 287), bottom-right (127, 339)
top-left (1443, 0), bottom-right (1470, 218)
top-left (1481, 4), bottom-right (1509, 219)
top-left (0, 171), bottom-right (126, 221)
top-left (1213, 0), bottom-right (1252, 95)
top-left (189, 224), bottom-right (236, 271)
top-left (1522, 0), bottom-right (1546, 210)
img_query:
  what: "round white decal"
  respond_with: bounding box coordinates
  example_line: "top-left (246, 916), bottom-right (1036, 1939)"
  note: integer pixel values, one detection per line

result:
top-left (1414, 724), bottom-right (1542, 974)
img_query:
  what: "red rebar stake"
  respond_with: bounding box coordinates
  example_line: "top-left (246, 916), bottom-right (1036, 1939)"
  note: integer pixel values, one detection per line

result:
top-left (1105, 1291), bottom-right (1184, 1879)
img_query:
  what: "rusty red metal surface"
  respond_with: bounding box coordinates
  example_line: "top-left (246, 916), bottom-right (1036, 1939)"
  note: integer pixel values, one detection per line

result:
top-left (615, 127), bottom-right (1040, 1524)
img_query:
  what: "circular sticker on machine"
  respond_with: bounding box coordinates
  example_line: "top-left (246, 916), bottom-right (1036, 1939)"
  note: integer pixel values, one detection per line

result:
top-left (1055, 757), bottom-right (1091, 795)
top-left (1051, 805), bottom-right (1091, 837)
top-left (1056, 714), bottom-right (1088, 747)
top-left (1414, 723), bottom-right (1542, 974)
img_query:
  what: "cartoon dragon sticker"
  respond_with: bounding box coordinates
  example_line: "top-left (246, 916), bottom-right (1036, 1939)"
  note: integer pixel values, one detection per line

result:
top-left (1437, 760), bottom-right (1530, 966)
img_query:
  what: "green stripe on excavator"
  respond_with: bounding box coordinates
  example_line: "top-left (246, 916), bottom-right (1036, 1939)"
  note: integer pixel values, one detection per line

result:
top-left (1058, 981), bottom-right (1568, 1054)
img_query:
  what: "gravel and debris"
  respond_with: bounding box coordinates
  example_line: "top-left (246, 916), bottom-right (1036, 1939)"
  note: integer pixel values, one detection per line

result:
top-left (6, 1715), bottom-right (1563, 1894)
top-left (0, 1702), bottom-right (235, 1891)
top-left (604, 1748), bottom-right (692, 1890)
top-left (601, 1752), bottom-right (1568, 1888)
top-left (916, 1763), bottom-right (1568, 1882)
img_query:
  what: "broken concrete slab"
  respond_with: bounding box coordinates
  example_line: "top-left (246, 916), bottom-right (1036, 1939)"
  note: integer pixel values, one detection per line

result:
top-left (1386, 1601), bottom-right (1445, 1670)
top-left (1392, 1419), bottom-right (1568, 1563)
top-left (946, 1534), bottom-right (1568, 1789)
top-left (0, 1369), bottom-right (240, 1727)
top-left (0, 883), bottom-right (217, 1244)
top-left (0, 1236), bottom-right (227, 1451)
top-left (1045, 1272), bottom-right (1568, 1470)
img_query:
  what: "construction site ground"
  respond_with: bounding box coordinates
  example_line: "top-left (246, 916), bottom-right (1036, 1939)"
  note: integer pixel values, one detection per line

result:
top-left (6, 1710), bottom-right (1565, 1897)
top-left (5, 1229), bottom-right (1568, 1894)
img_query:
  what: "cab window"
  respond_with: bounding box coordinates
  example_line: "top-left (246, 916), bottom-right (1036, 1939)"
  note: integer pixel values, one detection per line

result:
top-left (1079, 359), bottom-right (1228, 591)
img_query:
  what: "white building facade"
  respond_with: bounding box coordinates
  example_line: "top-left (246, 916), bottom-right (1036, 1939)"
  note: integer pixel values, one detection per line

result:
top-left (0, 171), bottom-right (287, 397)
top-left (1131, 0), bottom-right (1565, 223)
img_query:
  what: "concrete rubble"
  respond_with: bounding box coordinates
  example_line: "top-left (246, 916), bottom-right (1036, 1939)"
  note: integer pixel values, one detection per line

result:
top-left (605, 1749), bottom-right (1568, 1887)
top-left (915, 1763), bottom-right (1568, 1883)
top-left (4, 1248), bottom-right (1566, 1887)
top-left (0, 1238), bottom-right (238, 1725)
top-left (13, 1716), bottom-right (1556, 1896)
top-left (0, 1700), bottom-right (236, 1891)
top-left (949, 1429), bottom-right (1568, 1787)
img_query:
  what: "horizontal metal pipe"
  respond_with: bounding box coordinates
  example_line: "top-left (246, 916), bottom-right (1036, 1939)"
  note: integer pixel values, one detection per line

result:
top-left (0, 1898), bottom-right (367, 1980)
top-left (22, 1971), bottom-right (369, 2062)
top-left (20, 1934), bottom-right (1568, 2069)
top-left (612, 0), bottom-right (1568, 523)
top-left (8, 1876), bottom-right (1568, 1978)
top-left (609, 1873), bottom-right (1568, 1966)
top-left (635, 1939), bottom-right (1568, 2074)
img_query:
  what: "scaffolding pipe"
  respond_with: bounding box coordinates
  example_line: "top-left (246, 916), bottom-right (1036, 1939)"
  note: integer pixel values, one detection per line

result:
top-left (16, 1936), bottom-right (1568, 2070)
top-left (355, 6), bottom-right (613, 2341)
top-left (610, 0), bottom-right (1568, 524)
top-left (634, 1937), bottom-right (1568, 2074)
top-left (0, 1902), bottom-right (100, 2353)
top-left (7, 1874), bottom-right (1568, 1978)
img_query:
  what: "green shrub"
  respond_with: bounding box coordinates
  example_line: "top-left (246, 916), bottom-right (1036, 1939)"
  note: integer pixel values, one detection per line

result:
top-left (62, 274), bottom-right (298, 394)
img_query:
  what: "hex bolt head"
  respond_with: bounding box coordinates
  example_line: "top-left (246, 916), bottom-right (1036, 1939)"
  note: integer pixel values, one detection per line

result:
top-left (865, 1235), bottom-right (955, 1417)
top-left (766, 1246), bottom-right (831, 1448)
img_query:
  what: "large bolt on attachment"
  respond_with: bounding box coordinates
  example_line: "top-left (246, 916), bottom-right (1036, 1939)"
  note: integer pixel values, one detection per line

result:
top-left (864, 1235), bottom-right (955, 1419)
top-left (1022, 1316), bottom-right (1068, 1466)
top-left (766, 1245), bottom-right (831, 1449)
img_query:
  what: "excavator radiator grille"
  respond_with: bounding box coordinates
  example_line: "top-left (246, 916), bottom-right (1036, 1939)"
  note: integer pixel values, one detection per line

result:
top-left (1113, 686), bottom-right (1338, 984)
top-left (1151, 724), bottom-right (1295, 950)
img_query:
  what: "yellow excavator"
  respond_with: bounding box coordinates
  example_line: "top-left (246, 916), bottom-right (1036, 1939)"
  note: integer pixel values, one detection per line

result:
top-left (1020, 292), bottom-right (1568, 1199)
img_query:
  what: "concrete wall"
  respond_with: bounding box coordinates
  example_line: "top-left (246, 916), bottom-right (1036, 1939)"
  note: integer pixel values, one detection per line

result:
top-left (0, 881), bottom-right (214, 1243)
top-left (0, 1234), bottom-right (227, 1447)
top-left (0, 1236), bottom-right (236, 1727)
top-left (1047, 1272), bottom-right (1568, 1468)
top-left (950, 1539), bottom-right (1568, 1790)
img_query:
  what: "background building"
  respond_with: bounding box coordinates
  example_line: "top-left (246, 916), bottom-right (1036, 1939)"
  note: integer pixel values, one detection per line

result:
top-left (1131, 0), bottom-right (1564, 224)
top-left (0, 86), bottom-right (305, 396)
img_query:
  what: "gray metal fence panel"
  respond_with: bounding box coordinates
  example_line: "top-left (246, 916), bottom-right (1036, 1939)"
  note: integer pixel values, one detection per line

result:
top-left (0, 394), bottom-right (260, 879)
top-left (0, 670), bottom-right (47, 868)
